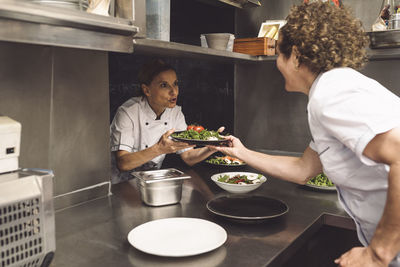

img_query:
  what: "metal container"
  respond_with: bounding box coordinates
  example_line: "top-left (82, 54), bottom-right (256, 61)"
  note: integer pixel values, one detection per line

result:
top-left (368, 29), bottom-right (400, 48)
top-left (392, 13), bottom-right (400, 29)
top-left (0, 169), bottom-right (55, 267)
top-left (131, 168), bottom-right (191, 206)
top-left (146, 0), bottom-right (170, 41)
top-left (29, 0), bottom-right (89, 11)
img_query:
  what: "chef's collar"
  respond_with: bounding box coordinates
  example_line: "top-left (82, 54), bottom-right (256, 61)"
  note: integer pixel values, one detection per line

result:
top-left (142, 97), bottom-right (170, 120)
top-left (308, 72), bottom-right (323, 100)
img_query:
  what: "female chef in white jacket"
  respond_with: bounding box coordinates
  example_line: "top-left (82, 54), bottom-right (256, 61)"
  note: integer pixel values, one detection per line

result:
top-left (110, 59), bottom-right (222, 184)
top-left (211, 2), bottom-right (400, 267)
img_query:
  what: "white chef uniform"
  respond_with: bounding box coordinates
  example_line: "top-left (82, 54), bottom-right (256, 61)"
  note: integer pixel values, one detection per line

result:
top-left (110, 96), bottom-right (189, 184)
top-left (307, 67), bottom-right (400, 266)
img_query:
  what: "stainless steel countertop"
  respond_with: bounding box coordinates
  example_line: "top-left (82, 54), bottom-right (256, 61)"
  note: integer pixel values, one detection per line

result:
top-left (52, 163), bottom-right (352, 267)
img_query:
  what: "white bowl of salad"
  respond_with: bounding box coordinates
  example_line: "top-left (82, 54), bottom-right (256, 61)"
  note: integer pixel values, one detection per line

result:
top-left (211, 172), bottom-right (267, 194)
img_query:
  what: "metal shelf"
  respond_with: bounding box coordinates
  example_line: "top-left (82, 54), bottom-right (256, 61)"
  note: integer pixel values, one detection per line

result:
top-left (132, 39), bottom-right (400, 63)
top-left (0, 0), bottom-right (139, 53)
top-left (132, 38), bottom-right (277, 63)
top-left (367, 48), bottom-right (400, 60)
top-left (195, 0), bottom-right (261, 8)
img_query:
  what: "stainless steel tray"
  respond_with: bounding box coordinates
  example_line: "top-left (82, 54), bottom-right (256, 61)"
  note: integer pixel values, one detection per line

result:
top-left (131, 168), bottom-right (191, 184)
top-left (368, 30), bottom-right (400, 49)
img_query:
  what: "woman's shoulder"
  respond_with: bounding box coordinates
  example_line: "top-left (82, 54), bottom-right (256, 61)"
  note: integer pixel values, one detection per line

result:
top-left (320, 67), bottom-right (362, 82)
top-left (320, 68), bottom-right (386, 94)
top-left (308, 68), bottom-right (357, 113)
top-left (315, 68), bottom-right (370, 95)
top-left (118, 96), bottom-right (144, 112)
top-left (165, 105), bottom-right (184, 120)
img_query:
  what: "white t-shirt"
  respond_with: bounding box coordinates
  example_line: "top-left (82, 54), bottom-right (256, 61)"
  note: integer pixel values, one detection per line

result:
top-left (110, 96), bottom-right (188, 184)
top-left (308, 68), bottom-right (400, 266)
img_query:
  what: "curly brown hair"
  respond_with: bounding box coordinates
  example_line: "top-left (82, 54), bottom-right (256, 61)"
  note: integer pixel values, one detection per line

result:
top-left (278, 1), bottom-right (370, 74)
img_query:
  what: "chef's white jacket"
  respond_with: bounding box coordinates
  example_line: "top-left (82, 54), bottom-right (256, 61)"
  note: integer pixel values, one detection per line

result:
top-left (307, 67), bottom-right (400, 266)
top-left (110, 96), bottom-right (188, 184)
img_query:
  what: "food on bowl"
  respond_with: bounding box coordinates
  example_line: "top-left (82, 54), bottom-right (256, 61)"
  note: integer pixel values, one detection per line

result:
top-left (217, 173), bottom-right (262, 185)
top-left (307, 173), bottom-right (334, 187)
top-left (211, 172), bottom-right (267, 194)
top-left (206, 156), bottom-right (245, 165)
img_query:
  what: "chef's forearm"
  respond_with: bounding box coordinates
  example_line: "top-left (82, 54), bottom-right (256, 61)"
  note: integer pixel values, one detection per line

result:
top-left (117, 145), bottom-right (162, 171)
top-left (180, 147), bottom-right (215, 166)
top-left (237, 146), bottom-right (322, 184)
top-left (369, 162), bottom-right (400, 265)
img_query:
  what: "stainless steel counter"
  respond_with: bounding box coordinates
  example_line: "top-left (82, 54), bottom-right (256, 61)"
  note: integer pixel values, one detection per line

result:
top-left (52, 163), bottom-right (355, 267)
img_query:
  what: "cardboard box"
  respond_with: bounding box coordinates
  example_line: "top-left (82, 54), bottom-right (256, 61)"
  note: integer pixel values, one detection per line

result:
top-left (233, 37), bottom-right (276, 56)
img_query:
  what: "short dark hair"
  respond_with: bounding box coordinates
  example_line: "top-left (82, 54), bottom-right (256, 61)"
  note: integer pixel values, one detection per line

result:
top-left (137, 59), bottom-right (176, 86)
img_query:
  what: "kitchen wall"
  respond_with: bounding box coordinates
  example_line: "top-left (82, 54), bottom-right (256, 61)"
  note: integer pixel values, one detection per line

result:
top-left (0, 0), bottom-right (236, 211)
top-left (109, 0), bottom-right (236, 135)
top-left (234, 0), bottom-right (400, 153)
top-left (236, 0), bottom-right (382, 38)
top-left (109, 54), bottom-right (234, 132)
top-left (1, 0), bottom-right (397, 211)
top-left (0, 42), bottom-right (110, 210)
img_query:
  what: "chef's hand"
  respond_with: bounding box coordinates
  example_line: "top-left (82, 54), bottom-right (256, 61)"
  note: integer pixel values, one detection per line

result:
top-left (207, 126), bottom-right (226, 153)
top-left (157, 129), bottom-right (194, 154)
top-left (207, 135), bottom-right (246, 159)
top-left (334, 247), bottom-right (387, 267)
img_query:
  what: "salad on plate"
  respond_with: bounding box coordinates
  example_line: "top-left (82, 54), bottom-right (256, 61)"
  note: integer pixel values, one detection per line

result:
top-left (171, 124), bottom-right (229, 145)
top-left (306, 173), bottom-right (336, 191)
top-left (206, 156), bottom-right (245, 166)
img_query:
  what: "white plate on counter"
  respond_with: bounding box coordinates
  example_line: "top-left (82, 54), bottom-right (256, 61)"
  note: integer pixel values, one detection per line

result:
top-left (127, 217), bottom-right (227, 257)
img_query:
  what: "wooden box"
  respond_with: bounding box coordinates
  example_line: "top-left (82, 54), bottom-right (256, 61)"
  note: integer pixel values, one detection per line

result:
top-left (233, 37), bottom-right (276, 56)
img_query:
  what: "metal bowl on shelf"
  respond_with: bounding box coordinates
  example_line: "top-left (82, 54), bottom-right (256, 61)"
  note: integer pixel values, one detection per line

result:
top-left (203, 33), bottom-right (232, 50)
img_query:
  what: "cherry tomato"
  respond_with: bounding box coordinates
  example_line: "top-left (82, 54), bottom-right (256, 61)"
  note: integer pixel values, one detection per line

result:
top-left (187, 125), bottom-right (204, 132)
top-left (193, 126), bottom-right (204, 132)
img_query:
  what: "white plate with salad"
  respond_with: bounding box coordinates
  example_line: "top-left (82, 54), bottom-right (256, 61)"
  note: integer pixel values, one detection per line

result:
top-left (305, 173), bottom-right (336, 191)
top-left (211, 172), bottom-right (267, 194)
top-left (171, 129), bottom-right (229, 146)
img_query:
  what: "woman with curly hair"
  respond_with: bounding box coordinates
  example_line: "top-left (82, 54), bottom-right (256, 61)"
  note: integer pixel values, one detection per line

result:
top-left (212, 2), bottom-right (400, 266)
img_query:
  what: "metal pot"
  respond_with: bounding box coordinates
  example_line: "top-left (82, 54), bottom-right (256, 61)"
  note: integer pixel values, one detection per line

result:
top-left (132, 168), bottom-right (191, 206)
top-left (392, 13), bottom-right (400, 29)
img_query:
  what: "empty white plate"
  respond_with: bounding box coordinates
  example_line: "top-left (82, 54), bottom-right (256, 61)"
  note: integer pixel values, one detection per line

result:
top-left (127, 217), bottom-right (227, 257)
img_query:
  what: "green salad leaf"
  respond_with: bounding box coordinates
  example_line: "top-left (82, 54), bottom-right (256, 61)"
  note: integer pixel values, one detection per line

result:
top-left (172, 129), bottom-right (224, 140)
top-left (218, 174), bottom-right (252, 184)
top-left (206, 156), bottom-right (245, 165)
top-left (217, 174), bottom-right (263, 184)
top-left (307, 173), bottom-right (334, 187)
